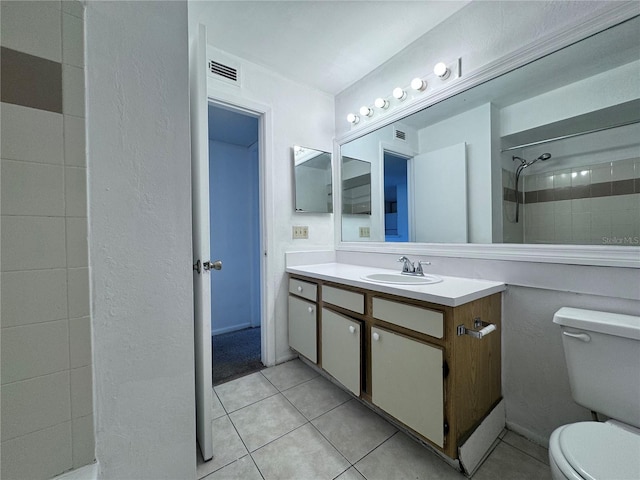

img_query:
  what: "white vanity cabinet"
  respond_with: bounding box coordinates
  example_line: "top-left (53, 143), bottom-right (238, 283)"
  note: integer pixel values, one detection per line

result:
top-left (371, 326), bottom-right (444, 447)
top-left (287, 271), bottom-right (502, 461)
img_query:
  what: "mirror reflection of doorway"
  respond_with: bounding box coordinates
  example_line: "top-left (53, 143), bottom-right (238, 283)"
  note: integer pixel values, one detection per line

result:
top-left (384, 152), bottom-right (409, 242)
top-left (208, 104), bottom-right (263, 385)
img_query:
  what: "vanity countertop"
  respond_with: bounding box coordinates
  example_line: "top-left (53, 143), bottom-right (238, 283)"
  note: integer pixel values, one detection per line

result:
top-left (286, 263), bottom-right (505, 307)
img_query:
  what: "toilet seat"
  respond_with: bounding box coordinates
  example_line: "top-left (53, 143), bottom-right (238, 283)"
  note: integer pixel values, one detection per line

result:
top-left (552, 422), bottom-right (640, 480)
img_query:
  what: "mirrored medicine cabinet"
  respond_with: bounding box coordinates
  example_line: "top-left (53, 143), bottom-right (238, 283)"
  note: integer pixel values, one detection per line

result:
top-left (293, 146), bottom-right (333, 213)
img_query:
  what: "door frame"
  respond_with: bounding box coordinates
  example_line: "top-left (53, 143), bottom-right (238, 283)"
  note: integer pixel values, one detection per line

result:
top-left (206, 92), bottom-right (275, 367)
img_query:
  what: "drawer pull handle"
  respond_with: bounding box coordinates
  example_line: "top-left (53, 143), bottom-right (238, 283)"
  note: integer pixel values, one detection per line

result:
top-left (349, 325), bottom-right (356, 334)
top-left (297, 286), bottom-right (303, 292)
top-left (372, 332), bottom-right (380, 341)
top-left (308, 306), bottom-right (314, 314)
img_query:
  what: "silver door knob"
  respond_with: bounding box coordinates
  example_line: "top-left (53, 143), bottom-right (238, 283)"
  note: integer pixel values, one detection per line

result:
top-left (203, 260), bottom-right (222, 271)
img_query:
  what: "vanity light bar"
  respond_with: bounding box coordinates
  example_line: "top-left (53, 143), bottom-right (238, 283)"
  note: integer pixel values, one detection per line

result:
top-left (346, 59), bottom-right (461, 125)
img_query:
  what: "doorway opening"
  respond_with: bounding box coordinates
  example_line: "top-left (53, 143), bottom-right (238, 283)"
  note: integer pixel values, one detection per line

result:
top-left (208, 104), bottom-right (263, 385)
top-left (383, 152), bottom-right (410, 242)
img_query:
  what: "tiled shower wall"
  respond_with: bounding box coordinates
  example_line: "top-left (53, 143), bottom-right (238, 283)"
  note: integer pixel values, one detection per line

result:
top-left (1, 2), bottom-right (94, 479)
top-left (503, 157), bottom-right (640, 245)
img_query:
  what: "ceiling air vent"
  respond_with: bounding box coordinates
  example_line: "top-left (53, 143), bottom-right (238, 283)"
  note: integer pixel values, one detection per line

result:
top-left (207, 56), bottom-right (241, 87)
top-left (394, 128), bottom-right (407, 141)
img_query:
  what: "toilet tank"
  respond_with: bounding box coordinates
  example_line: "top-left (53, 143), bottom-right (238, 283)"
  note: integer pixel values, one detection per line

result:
top-left (553, 307), bottom-right (640, 428)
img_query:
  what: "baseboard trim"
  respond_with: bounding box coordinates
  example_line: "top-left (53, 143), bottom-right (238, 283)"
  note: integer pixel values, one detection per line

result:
top-left (212, 322), bottom-right (252, 336)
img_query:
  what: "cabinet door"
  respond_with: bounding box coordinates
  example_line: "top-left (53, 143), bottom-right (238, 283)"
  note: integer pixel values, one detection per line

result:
top-left (288, 295), bottom-right (317, 363)
top-left (371, 327), bottom-right (444, 447)
top-left (321, 308), bottom-right (361, 396)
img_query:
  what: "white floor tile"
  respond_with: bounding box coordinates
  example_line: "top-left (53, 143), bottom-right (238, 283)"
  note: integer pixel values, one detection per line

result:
top-left (215, 371), bottom-right (277, 413)
top-left (196, 416), bottom-right (247, 479)
top-left (355, 432), bottom-right (464, 480)
top-left (252, 423), bottom-right (349, 480)
top-left (229, 394), bottom-right (306, 452)
top-left (473, 441), bottom-right (551, 480)
top-left (312, 399), bottom-right (396, 463)
top-left (201, 455), bottom-right (262, 480)
top-left (261, 358), bottom-right (318, 391)
top-left (282, 375), bottom-right (351, 420)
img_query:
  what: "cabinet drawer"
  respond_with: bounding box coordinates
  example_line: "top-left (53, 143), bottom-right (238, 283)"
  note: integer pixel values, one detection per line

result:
top-left (289, 278), bottom-right (317, 302)
top-left (321, 308), bottom-right (361, 396)
top-left (322, 285), bottom-right (364, 314)
top-left (288, 295), bottom-right (317, 363)
top-left (372, 297), bottom-right (443, 338)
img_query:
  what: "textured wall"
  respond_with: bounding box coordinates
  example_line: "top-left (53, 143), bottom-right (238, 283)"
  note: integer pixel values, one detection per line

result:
top-left (1, 1), bottom-right (94, 478)
top-left (85, 2), bottom-right (196, 478)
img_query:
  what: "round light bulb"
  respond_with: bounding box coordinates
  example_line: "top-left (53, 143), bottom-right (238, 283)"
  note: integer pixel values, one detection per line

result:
top-left (434, 62), bottom-right (450, 79)
top-left (359, 106), bottom-right (373, 117)
top-left (411, 77), bottom-right (426, 91)
top-left (374, 98), bottom-right (389, 109)
top-left (392, 87), bottom-right (406, 100)
top-left (346, 113), bottom-right (359, 124)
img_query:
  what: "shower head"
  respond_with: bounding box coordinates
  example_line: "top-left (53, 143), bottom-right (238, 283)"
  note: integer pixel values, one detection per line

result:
top-left (511, 152), bottom-right (552, 223)
top-left (512, 153), bottom-right (552, 168)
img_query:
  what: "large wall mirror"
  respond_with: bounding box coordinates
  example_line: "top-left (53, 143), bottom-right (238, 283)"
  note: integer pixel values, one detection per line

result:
top-left (293, 146), bottom-right (333, 213)
top-left (340, 16), bottom-right (640, 246)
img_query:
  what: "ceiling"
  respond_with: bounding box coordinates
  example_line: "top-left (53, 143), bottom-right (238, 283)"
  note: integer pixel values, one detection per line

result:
top-left (208, 105), bottom-right (259, 146)
top-left (189, 1), bottom-right (470, 95)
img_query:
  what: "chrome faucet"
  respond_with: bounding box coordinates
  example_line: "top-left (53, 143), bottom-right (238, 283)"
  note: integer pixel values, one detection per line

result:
top-left (397, 256), bottom-right (414, 273)
top-left (397, 256), bottom-right (431, 276)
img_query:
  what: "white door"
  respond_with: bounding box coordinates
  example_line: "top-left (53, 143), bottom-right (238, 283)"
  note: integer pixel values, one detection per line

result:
top-left (412, 143), bottom-right (467, 242)
top-left (190, 23), bottom-right (213, 461)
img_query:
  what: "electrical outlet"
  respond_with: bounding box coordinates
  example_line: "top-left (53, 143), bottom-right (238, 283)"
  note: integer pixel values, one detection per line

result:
top-left (359, 227), bottom-right (370, 238)
top-left (292, 225), bottom-right (309, 239)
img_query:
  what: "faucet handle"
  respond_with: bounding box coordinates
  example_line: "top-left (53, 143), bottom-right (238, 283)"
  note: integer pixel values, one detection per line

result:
top-left (416, 261), bottom-right (431, 275)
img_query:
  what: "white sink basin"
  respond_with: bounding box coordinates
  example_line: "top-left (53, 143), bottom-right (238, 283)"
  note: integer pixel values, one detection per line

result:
top-left (361, 273), bottom-right (443, 285)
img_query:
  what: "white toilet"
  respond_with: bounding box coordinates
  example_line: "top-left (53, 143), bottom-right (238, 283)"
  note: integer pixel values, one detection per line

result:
top-left (549, 307), bottom-right (640, 480)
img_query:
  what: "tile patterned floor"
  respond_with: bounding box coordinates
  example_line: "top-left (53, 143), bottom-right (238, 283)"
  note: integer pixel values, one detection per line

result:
top-left (197, 359), bottom-right (551, 480)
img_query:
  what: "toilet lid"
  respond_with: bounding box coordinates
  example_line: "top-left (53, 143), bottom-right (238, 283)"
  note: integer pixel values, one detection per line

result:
top-left (559, 422), bottom-right (640, 480)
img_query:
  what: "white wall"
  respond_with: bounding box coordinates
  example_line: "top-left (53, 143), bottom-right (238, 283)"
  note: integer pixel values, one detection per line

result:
top-left (500, 60), bottom-right (640, 136)
top-left (189, 36), bottom-right (335, 362)
top-left (86, 2), bottom-right (196, 479)
top-left (418, 104), bottom-right (495, 243)
top-left (209, 140), bottom-right (260, 335)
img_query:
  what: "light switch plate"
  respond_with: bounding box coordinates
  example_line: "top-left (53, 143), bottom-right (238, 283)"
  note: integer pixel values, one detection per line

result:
top-left (293, 226), bottom-right (309, 239)
top-left (359, 227), bottom-right (370, 238)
